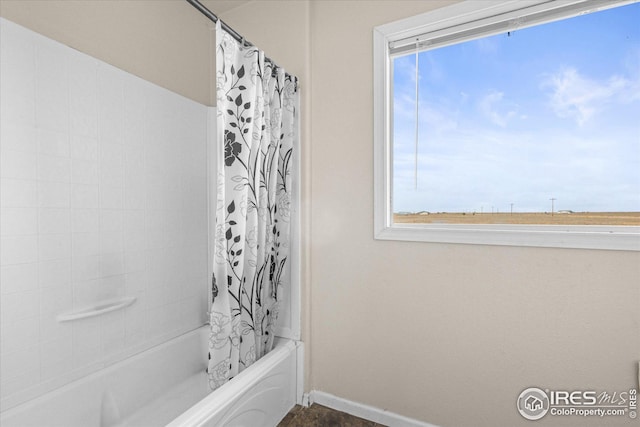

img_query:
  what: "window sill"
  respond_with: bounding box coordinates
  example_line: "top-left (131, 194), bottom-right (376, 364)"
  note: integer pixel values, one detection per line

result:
top-left (375, 223), bottom-right (640, 251)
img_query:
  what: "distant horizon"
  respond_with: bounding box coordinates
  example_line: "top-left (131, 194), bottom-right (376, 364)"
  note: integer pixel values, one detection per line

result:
top-left (392, 210), bottom-right (640, 226)
top-left (393, 3), bottom-right (640, 214)
top-left (394, 210), bottom-right (640, 214)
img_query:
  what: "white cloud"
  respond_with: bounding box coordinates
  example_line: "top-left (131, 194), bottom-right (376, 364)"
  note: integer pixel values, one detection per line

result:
top-left (394, 57), bottom-right (417, 86)
top-left (421, 105), bottom-right (458, 134)
top-left (473, 37), bottom-right (499, 55)
top-left (478, 90), bottom-right (517, 127)
top-left (543, 67), bottom-right (639, 126)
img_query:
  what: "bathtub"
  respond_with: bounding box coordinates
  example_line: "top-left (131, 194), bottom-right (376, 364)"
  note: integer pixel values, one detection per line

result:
top-left (0, 326), bottom-right (299, 427)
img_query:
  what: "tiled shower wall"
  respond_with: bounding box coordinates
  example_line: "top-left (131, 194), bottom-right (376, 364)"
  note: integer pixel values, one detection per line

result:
top-left (0, 18), bottom-right (209, 407)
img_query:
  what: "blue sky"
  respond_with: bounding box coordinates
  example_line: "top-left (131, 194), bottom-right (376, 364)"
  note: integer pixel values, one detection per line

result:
top-left (393, 2), bottom-right (640, 213)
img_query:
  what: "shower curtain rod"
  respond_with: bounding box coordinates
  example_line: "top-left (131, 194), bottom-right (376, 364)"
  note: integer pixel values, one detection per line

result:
top-left (185, 0), bottom-right (295, 81)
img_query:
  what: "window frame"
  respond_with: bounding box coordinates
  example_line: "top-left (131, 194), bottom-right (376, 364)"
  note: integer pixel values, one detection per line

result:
top-left (373, 0), bottom-right (640, 251)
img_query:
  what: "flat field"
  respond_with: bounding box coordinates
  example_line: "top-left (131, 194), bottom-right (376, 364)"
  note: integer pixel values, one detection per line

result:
top-left (393, 212), bottom-right (640, 226)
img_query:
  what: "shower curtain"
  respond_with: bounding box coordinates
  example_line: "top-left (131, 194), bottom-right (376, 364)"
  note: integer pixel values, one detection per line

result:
top-left (208, 22), bottom-right (299, 390)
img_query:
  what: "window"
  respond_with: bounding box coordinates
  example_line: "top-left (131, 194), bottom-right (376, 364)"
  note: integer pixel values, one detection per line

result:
top-left (373, 0), bottom-right (640, 250)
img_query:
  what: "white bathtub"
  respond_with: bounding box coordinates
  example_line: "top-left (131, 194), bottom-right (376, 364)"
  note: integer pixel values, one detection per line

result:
top-left (0, 326), bottom-right (299, 427)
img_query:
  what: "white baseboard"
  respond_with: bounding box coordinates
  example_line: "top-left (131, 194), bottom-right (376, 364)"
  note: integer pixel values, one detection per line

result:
top-left (304, 390), bottom-right (440, 427)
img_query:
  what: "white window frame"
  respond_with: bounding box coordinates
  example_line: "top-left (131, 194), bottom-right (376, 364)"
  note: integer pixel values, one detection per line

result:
top-left (373, 0), bottom-right (640, 251)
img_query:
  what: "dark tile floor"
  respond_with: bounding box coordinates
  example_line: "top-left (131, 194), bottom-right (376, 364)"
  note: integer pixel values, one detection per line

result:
top-left (277, 404), bottom-right (387, 427)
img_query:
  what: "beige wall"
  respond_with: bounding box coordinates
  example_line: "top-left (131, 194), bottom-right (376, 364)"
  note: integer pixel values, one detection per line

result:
top-left (306, 2), bottom-right (639, 427)
top-left (1, 1), bottom-right (638, 426)
top-left (219, 2), bottom-right (640, 426)
top-left (0, 0), bottom-right (215, 105)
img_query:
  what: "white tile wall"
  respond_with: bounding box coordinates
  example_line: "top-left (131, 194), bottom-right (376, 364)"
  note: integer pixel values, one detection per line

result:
top-left (0, 17), bottom-right (208, 407)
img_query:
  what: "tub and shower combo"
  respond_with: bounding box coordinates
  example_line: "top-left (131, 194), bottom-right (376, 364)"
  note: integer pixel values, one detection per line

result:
top-left (1, 327), bottom-right (301, 426)
top-left (0, 1), bottom-right (302, 425)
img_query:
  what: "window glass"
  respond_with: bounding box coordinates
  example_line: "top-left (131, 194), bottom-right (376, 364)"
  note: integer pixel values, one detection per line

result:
top-left (391, 3), bottom-right (640, 227)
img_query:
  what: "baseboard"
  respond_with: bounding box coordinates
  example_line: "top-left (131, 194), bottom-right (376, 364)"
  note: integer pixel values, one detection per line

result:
top-left (304, 390), bottom-right (441, 427)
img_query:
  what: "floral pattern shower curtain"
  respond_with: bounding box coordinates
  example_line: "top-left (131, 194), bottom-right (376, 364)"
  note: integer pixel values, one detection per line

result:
top-left (208, 22), bottom-right (299, 390)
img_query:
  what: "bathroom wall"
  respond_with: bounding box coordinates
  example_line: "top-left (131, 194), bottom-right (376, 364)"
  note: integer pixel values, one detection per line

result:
top-left (1, 1), bottom-right (638, 426)
top-left (0, 18), bottom-right (209, 409)
top-left (222, 1), bottom-right (640, 427)
top-left (0, 0), bottom-right (215, 106)
top-left (309, 2), bottom-right (639, 427)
